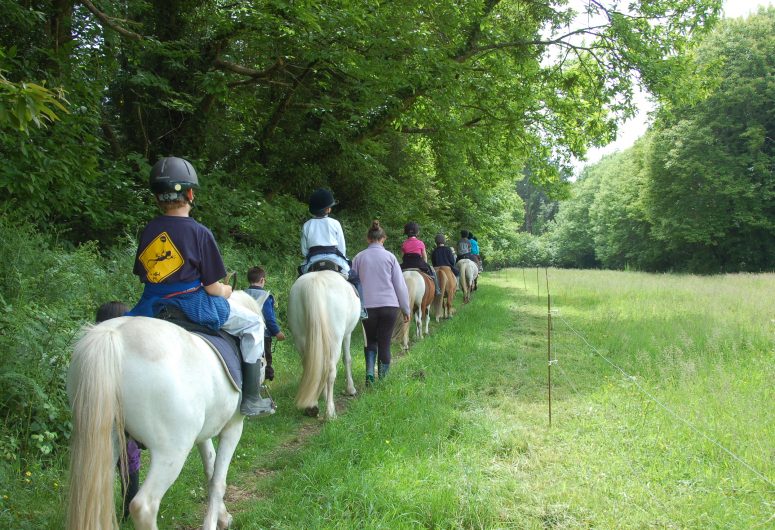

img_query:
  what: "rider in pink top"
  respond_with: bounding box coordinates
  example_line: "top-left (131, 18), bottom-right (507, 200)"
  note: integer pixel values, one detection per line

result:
top-left (399, 222), bottom-right (441, 296)
top-left (401, 236), bottom-right (425, 256)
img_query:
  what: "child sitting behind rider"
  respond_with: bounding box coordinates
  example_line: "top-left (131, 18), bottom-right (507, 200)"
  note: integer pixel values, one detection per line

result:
top-left (300, 187), bottom-right (367, 319)
top-left (399, 222), bottom-right (441, 295)
top-left (127, 156), bottom-right (274, 417)
top-left (245, 266), bottom-right (286, 381)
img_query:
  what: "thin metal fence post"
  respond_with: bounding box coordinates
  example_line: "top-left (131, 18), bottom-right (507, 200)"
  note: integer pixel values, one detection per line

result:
top-left (546, 268), bottom-right (552, 427)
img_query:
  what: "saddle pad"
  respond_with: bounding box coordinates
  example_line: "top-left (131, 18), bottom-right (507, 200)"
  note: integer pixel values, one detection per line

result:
top-left (192, 332), bottom-right (242, 392)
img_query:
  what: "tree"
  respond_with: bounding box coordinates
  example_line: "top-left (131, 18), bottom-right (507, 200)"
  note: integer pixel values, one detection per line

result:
top-left (0, 0), bottom-right (723, 250)
top-left (645, 8), bottom-right (775, 272)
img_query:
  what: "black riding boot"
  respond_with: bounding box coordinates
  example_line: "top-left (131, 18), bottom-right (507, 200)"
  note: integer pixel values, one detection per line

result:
top-left (240, 361), bottom-right (276, 417)
top-left (263, 337), bottom-right (274, 381)
top-left (364, 348), bottom-right (377, 386)
top-left (122, 469), bottom-right (139, 521)
top-left (378, 362), bottom-right (390, 380)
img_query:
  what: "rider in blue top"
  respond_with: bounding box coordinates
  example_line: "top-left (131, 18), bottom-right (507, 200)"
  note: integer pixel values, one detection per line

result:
top-left (127, 157), bottom-right (274, 417)
top-left (245, 266), bottom-right (286, 381)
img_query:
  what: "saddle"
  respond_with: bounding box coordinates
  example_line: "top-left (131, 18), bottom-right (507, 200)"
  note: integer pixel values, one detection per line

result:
top-left (403, 267), bottom-right (433, 281)
top-left (155, 305), bottom-right (243, 389)
top-left (308, 259), bottom-right (343, 273)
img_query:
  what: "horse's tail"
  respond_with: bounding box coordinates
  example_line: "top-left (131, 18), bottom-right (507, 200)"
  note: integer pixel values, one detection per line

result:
top-left (67, 324), bottom-right (126, 530)
top-left (295, 279), bottom-right (334, 409)
top-left (431, 268), bottom-right (444, 319)
top-left (460, 262), bottom-right (470, 293)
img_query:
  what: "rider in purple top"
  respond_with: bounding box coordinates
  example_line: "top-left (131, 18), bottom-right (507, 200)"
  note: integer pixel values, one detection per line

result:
top-left (351, 220), bottom-right (410, 384)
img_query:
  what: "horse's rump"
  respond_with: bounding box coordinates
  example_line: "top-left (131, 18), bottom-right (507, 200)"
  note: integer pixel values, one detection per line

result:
top-left (288, 271), bottom-right (360, 413)
top-left (67, 316), bottom-right (243, 530)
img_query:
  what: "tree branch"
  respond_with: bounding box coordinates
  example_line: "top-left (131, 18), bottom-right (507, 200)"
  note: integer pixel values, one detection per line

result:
top-left (213, 57), bottom-right (284, 79)
top-left (78, 0), bottom-right (144, 41)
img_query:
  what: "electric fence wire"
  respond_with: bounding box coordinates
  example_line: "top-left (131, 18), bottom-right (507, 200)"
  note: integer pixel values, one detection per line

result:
top-left (554, 312), bottom-right (775, 491)
top-left (548, 319), bottom-right (677, 520)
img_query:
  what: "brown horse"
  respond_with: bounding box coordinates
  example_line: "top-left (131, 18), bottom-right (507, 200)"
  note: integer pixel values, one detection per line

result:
top-left (418, 271), bottom-right (435, 334)
top-left (432, 266), bottom-right (456, 321)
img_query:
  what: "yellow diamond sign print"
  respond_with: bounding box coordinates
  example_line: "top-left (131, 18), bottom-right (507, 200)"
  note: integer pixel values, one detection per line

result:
top-left (138, 231), bottom-right (184, 283)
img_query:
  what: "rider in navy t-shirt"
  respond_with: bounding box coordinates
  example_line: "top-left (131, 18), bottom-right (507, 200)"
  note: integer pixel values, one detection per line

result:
top-left (128, 157), bottom-right (275, 417)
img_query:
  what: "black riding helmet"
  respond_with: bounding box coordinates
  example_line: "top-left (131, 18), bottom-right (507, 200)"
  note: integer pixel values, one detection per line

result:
top-left (309, 188), bottom-right (336, 215)
top-left (149, 157), bottom-right (200, 195)
top-left (434, 233), bottom-right (446, 245)
top-left (404, 222), bottom-right (420, 237)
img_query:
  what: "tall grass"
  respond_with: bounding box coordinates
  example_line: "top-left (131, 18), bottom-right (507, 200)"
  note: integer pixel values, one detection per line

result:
top-left (4, 263), bottom-right (773, 528)
top-left (222, 268), bottom-right (773, 528)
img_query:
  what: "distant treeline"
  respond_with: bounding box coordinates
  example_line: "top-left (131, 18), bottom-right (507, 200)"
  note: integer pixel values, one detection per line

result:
top-left (519, 9), bottom-right (775, 274)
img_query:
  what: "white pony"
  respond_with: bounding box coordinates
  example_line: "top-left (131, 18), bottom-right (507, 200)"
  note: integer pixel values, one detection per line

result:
top-left (66, 290), bottom-right (262, 530)
top-left (458, 258), bottom-right (479, 303)
top-left (392, 270), bottom-right (427, 352)
top-left (288, 270), bottom-right (360, 420)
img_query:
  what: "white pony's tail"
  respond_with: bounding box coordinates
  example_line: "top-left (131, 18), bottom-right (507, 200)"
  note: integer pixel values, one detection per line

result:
top-left (295, 277), bottom-right (334, 409)
top-left (67, 324), bottom-right (126, 530)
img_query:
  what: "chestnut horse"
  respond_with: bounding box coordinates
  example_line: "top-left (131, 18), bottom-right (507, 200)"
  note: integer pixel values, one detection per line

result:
top-left (432, 265), bottom-right (456, 321)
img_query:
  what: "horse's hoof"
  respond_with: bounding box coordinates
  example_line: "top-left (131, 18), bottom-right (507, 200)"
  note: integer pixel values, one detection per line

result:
top-left (304, 406), bottom-right (319, 417)
top-left (217, 513), bottom-right (233, 529)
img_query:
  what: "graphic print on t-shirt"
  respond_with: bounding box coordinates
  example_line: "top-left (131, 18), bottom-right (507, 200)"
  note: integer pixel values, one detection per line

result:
top-left (137, 231), bottom-right (184, 283)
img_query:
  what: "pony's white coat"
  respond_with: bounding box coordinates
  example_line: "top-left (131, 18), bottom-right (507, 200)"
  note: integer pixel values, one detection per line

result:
top-left (458, 258), bottom-right (479, 303)
top-left (288, 271), bottom-right (360, 419)
top-left (67, 290), bottom-right (262, 530)
top-left (393, 270), bottom-right (426, 352)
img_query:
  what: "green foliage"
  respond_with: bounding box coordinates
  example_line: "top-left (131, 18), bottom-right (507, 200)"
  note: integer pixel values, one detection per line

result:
top-left (548, 9), bottom-right (775, 273)
top-left (0, 0), bottom-right (725, 258)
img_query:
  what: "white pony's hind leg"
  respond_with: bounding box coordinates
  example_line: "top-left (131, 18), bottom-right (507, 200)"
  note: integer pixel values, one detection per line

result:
top-left (198, 439), bottom-right (216, 483)
top-left (325, 357), bottom-right (338, 419)
top-left (130, 447), bottom-right (190, 530)
top-left (202, 417), bottom-right (244, 530)
top-left (342, 332), bottom-right (356, 397)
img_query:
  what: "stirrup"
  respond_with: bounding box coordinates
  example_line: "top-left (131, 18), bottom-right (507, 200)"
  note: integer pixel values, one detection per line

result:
top-left (241, 385), bottom-right (276, 417)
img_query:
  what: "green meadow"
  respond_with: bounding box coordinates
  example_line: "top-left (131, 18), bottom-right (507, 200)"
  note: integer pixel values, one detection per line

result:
top-left (7, 268), bottom-right (774, 529)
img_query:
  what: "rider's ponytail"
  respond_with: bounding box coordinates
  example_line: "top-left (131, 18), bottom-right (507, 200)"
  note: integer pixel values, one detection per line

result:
top-left (367, 220), bottom-right (386, 242)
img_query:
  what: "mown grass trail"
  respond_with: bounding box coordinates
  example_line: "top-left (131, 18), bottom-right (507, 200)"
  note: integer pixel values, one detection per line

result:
top-left (218, 268), bottom-right (772, 529)
top-left (11, 268), bottom-right (773, 529)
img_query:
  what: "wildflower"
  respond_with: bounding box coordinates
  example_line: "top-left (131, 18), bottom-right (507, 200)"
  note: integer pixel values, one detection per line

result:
top-left (25, 471), bottom-right (31, 477)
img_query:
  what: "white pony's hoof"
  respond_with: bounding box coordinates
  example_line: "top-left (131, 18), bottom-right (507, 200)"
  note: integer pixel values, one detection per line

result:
top-left (217, 512), bottom-right (233, 529)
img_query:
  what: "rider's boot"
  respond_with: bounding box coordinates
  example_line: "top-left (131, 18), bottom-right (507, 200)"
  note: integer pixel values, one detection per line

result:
top-left (431, 269), bottom-right (441, 296)
top-left (365, 348), bottom-right (377, 386)
top-left (348, 270), bottom-right (368, 320)
top-left (240, 361), bottom-right (276, 417)
top-left (378, 362), bottom-right (390, 380)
